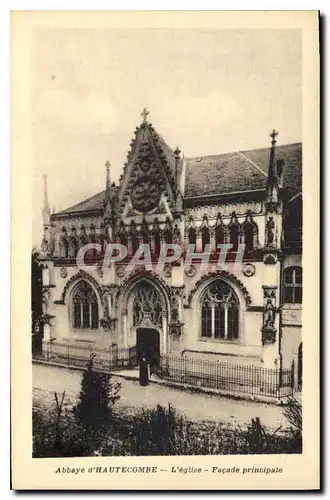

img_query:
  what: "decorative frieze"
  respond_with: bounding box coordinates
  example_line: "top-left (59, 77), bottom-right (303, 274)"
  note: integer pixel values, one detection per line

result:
top-left (186, 201), bottom-right (262, 221)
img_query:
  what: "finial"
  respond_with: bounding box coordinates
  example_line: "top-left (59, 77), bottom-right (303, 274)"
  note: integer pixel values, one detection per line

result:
top-left (42, 174), bottom-right (51, 226)
top-left (270, 129), bottom-right (278, 146)
top-left (105, 160), bottom-right (111, 190)
top-left (174, 146), bottom-right (181, 158)
top-left (141, 107), bottom-right (150, 124)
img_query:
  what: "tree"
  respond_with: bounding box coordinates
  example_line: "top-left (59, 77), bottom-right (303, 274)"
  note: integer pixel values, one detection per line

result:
top-left (31, 248), bottom-right (43, 332)
top-left (74, 354), bottom-right (121, 432)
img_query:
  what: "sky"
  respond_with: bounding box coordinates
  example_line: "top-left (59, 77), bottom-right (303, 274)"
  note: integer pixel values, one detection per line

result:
top-left (32, 28), bottom-right (301, 244)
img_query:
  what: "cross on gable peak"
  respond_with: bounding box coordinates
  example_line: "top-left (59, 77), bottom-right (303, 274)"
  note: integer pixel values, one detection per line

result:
top-left (270, 129), bottom-right (279, 141)
top-left (141, 107), bottom-right (150, 123)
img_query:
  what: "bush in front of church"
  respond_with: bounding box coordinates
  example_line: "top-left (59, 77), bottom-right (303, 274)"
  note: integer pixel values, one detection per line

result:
top-left (73, 354), bottom-right (121, 433)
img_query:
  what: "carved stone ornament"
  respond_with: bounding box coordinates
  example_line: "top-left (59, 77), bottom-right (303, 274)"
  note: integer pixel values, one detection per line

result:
top-left (163, 264), bottom-right (172, 278)
top-left (261, 286), bottom-right (277, 345)
top-left (99, 316), bottom-right (117, 331)
top-left (41, 237), bottom-right (49, 254)
top-left (42, 288), bottom-right (51, 314)
top-left (242, 263), bottom-right (256, 278)
top-left (262, 285), bottom-right (277, 299)
top-left (39, 313), bottom-right (55, 326)
top-left (169, 321), bottom-right (184, 339)
top-left (131, 176), bottom-right (161, 213)
top-left (263, 253), bottom-right (278, 265)
top-left (116, 266), bottom-right (125, 278)
top-left (60, 267), bottom-right (68, 278)
top-left (186, 201), bottom-right (262, 220)
top-left (261, 326), bottom-right (276, 345)
top-left (265, 216), bottom-right (276, 247)
top-left (185, 265), bottom-right (196, 278)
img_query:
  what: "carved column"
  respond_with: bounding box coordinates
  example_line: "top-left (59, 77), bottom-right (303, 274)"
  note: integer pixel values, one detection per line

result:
top-left (122, 309), bottom-right (128, 348)
top-left (261, 285), bottom-right (278, 345)
top-left (162, 313), bottom-right (168, 356)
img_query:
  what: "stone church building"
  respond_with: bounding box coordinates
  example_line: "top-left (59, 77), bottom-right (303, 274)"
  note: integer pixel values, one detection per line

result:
top-left (38, 110), bottom-right (303, 390)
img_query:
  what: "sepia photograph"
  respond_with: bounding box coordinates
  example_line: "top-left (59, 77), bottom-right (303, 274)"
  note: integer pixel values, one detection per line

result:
top-left (11, 10), bottom-right (319, 490)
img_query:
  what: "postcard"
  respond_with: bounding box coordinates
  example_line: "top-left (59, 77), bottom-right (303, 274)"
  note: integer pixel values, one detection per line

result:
top-left (11, 10), bottom-right (319, 490)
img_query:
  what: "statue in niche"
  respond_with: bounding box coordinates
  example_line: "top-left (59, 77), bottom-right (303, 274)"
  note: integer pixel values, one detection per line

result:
top-left (41, 237), bottom-right (49, 254)
top-left (264, 299), bottom-right (275, 329)
top-left (171, 296), bottom-right (179, 324)
top-left (266, 216), bottom-right (275, 246)
top-left (102, 290), bottom-right (110, 317)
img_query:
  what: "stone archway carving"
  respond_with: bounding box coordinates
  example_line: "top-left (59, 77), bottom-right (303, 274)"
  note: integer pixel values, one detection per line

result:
top-left (57, 269), bottom-right (102, 304)
top-left (185, 270), bottom-right (252, 309)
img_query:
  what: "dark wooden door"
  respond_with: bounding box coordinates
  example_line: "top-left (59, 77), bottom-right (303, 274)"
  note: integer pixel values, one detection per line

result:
top-left (136, 328), bottom-right (160, 365)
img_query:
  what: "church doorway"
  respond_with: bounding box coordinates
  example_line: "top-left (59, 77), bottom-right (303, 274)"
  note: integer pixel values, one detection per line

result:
top-left (136, 327), bottom-right (160, 366)
top-left (297, 342), bottom-right (302, 390)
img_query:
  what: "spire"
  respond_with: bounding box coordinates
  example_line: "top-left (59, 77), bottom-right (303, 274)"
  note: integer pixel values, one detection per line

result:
top-left (42, 174), bottom-right (51, 226)
top-left (265, 129), bottom-right (280, 210)
top-left (105, 160), bottom-right (111, 190)
top-left (268, 129), bottom-right (278, 182)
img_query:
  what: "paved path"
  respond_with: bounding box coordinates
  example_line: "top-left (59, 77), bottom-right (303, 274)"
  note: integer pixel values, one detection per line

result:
top-left (33, 364), bottom-right (289, 430)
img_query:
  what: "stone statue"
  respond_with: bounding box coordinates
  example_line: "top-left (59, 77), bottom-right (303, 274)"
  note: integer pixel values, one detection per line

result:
top-left (171, 297), bottom-right (179, 323)
top-left (266, 216), bottom-right (275, 246)
top-left (264, 299), bottom-right (275, 329)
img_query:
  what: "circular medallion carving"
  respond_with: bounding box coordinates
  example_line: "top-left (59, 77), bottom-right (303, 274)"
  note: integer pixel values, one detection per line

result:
top-left (60, 267), bottom-right (68, 278)
top-left (116, 266), bottom-right (125, 278)
top-left (184, 265), bottom-right (196, 278)
top-left (131, 176), bottom-right (161, 213)
top-left (242, 263), bottom-right (256, 277)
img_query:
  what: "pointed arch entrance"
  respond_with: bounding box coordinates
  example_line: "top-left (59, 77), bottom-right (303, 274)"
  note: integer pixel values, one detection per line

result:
top-left (119, 274), bottom-right (170, 358)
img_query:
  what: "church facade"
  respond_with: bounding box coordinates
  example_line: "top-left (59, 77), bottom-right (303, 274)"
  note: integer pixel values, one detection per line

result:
top-left (39, 110), bottom-right (303, 390)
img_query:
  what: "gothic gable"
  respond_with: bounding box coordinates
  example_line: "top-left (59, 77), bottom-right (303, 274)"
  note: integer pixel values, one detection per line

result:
top-left (117, 114), bottom-right (179, 219)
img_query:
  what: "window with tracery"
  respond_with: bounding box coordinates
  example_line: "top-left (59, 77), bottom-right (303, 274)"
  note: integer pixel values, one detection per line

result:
top-left (200, 227), bottom-right (210, 251)
top-left (132, 284), bottom-right (163, 326)
top-left (283, 266), bottom-right (302, 304)
top-left (72, 281), bottom-right (99, 329)
top-left (154, 231), bottom-right (161, 257)
top-left (229, 224), bottom-right (239, 250)
top-left (242, 221), bottom-right (258, 250)
top-left (188, 227), bottom-right (197, 246)
top-left (215, 225), bottom-right (225, 248)
top-left (201, 280), bottom-right (239, 340)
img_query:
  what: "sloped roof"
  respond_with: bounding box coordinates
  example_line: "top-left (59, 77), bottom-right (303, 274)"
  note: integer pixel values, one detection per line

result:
top-left (55, 190), bottom-right (105, 215)
top-left (185, 143), bottom-right (302, 199)
top-left (54, 142), bottom-right (302, 216)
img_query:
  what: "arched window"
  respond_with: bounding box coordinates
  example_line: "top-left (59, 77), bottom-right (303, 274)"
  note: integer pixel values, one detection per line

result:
top-left (229, 224), bottom-right (239, 250)
top-left (59, 236), bottom-right (68, 258)
top-left (243, 223), bottom-right (257, 250)
top-left (154, 231), bottom-right (161, 257)
top-left (283, 266), bottom-right (303, 304)
top-left (72, 281), bottom-right (99, 329)
top-left (163, 219), bottom-right (173, 245)
top-left (200, 227), bottom-right (210, 251)
top-left (140, 219), bottom-right (150, 245)
top-left (68, 236), bottom-right (78, 258)
top-left (215, 225), bottom-right (225, 248)
top-left (201, 280), bottom-right (239, 340)
top-left (132, 284), bottom-right (163, 326)
top-left (188, 227), bottom-right (197, 246)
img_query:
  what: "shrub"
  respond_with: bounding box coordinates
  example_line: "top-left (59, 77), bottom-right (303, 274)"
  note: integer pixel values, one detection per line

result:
top-left (284, 396), bottom-right (302, 432)
top-left (73, 354), bottom-right (121, 432)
